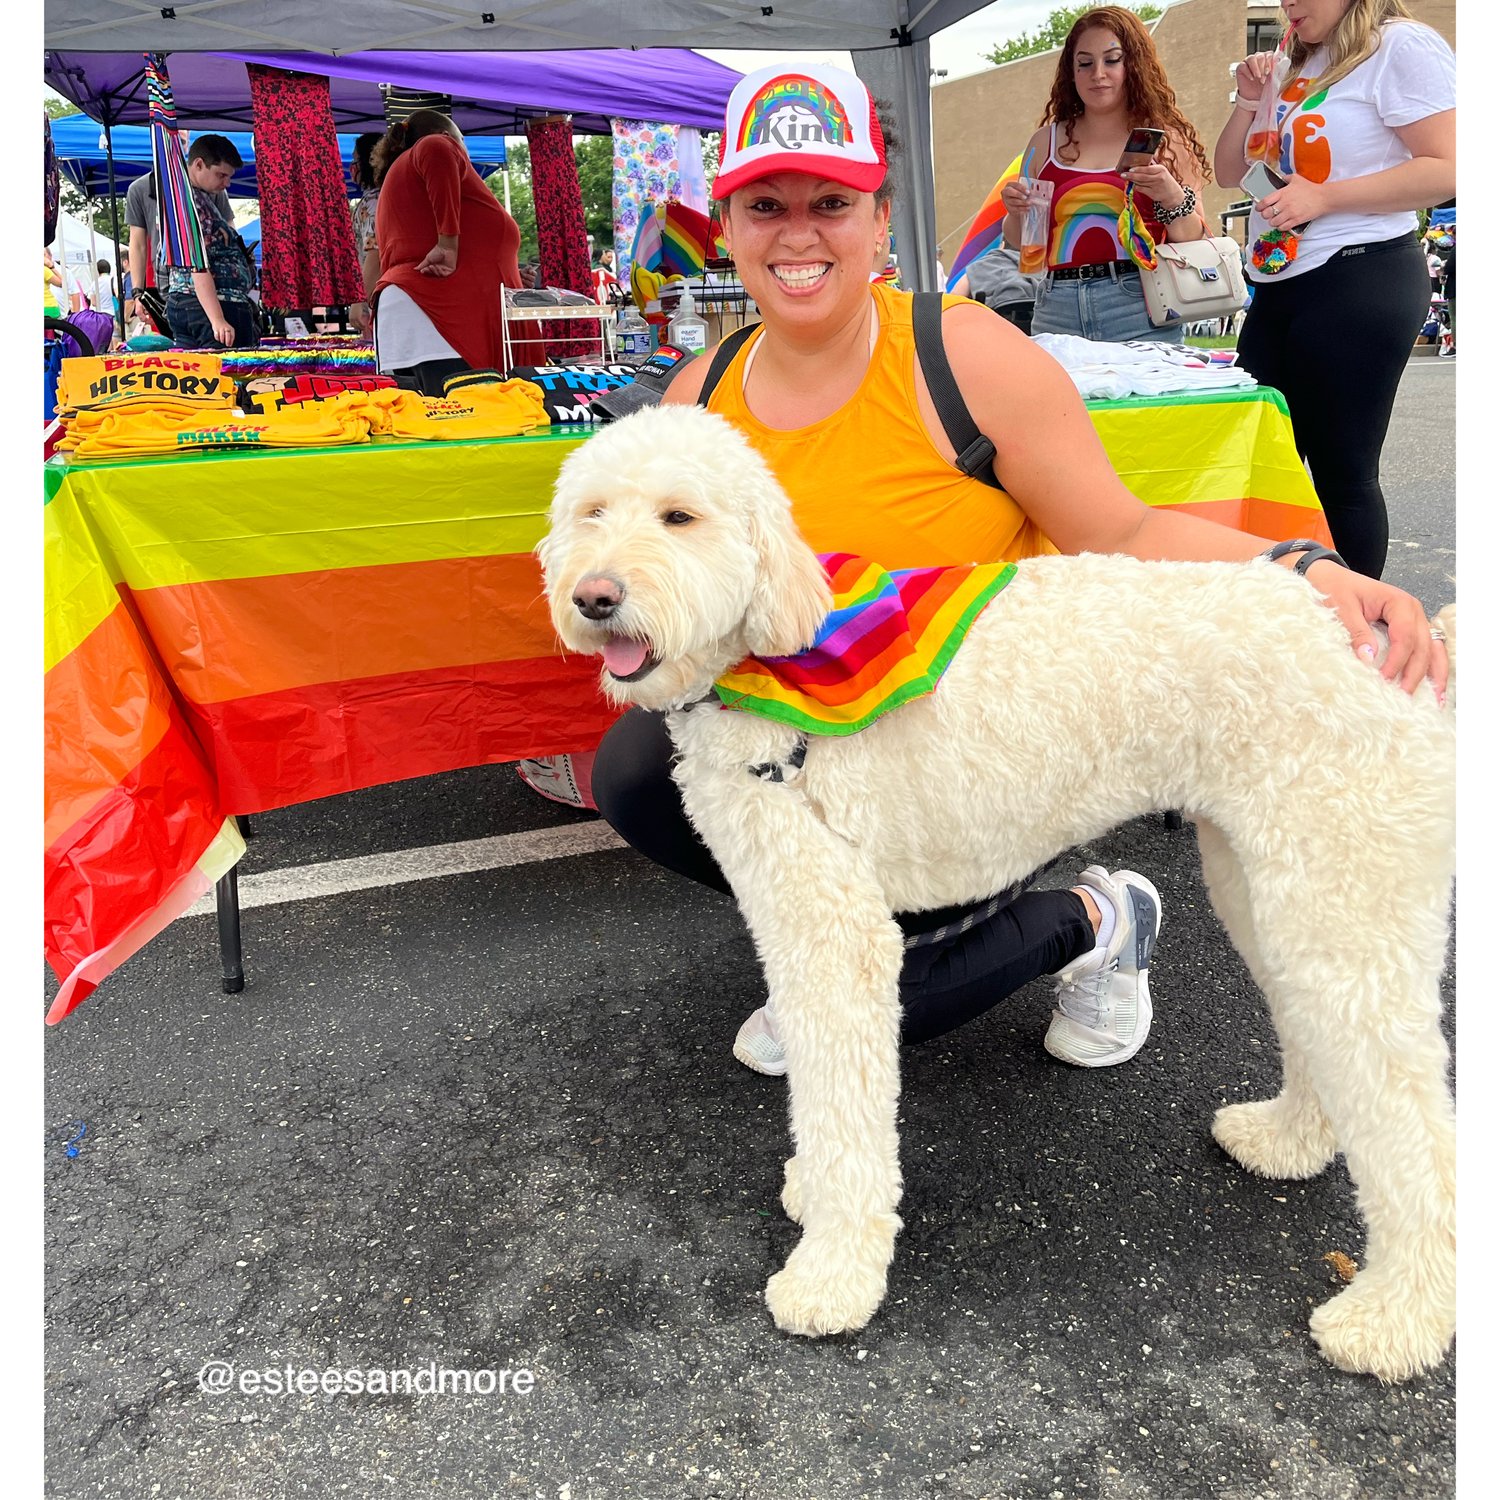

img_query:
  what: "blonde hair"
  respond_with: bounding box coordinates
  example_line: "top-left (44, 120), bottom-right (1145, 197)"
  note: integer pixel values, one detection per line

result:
top-left (1285, 0), bottom-right (1416, 93)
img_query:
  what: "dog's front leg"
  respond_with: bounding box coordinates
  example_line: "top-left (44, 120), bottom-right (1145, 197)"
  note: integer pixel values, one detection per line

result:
top-left (673, 739), bottom-right (904, 1338)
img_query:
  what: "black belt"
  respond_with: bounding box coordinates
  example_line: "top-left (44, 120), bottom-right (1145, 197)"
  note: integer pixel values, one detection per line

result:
top-left (1048, 260), bottom-right (1137, 282)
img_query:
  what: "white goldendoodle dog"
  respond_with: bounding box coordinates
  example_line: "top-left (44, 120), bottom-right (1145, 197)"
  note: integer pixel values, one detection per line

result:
top-left (537, 404), bottom-right (1456, 1383)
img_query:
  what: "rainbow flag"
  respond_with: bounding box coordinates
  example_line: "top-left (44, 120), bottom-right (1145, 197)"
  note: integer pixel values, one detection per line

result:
top-left (946, 151), bottom-right (1026, 291)
top-left (659, 201), bottom-right (727, 278)
top-left (714, 554), bottom-right (1016, 735)
top-left (43, 387), bottom-right (1327, 1020)
top-left (43, 429), bottom-right (613, 1023)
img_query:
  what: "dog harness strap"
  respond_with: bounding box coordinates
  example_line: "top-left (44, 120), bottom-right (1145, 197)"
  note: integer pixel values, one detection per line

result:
top-left (695, 324), bottom-right (761, 409)
top-left (911, 292), bottom-right (1004, 492)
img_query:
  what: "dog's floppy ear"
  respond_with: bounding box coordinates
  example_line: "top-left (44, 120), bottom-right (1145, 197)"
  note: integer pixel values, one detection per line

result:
top-left (741, 484), bottom-right (833, 659)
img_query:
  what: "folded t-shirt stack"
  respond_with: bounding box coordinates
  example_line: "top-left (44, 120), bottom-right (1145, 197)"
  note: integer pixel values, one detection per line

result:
top-left (52, 355), bottom-right (549, 459)
top-left (1030, 333), bottom-right (1256, 400)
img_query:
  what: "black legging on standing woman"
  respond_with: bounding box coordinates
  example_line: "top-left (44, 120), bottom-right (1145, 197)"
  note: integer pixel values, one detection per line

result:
top-left (1235, 232), bottom-right (1429, 579)
top-left (591, 707), bottom-right (1095, 1046)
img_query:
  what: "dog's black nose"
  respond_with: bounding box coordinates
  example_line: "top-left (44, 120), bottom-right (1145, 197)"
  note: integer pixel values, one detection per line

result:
top-left (573, 574), bottom-right (624, 621)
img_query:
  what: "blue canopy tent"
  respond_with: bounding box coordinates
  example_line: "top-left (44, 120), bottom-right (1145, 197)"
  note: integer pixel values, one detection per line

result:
top-left (50, 114), bottom-right (506, 200)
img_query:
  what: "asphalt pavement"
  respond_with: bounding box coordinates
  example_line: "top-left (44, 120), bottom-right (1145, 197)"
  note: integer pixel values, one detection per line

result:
top-left (44, 359), bottom-right (1458, 1500)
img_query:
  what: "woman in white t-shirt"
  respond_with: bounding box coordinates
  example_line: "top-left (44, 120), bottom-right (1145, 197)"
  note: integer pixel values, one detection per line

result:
top-left (1213, 0), bottom-right (1455, 579)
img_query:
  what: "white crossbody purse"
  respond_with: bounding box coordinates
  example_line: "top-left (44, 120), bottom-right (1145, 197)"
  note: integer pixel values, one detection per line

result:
top-left (1139, 237), bottom-right (1248, 326)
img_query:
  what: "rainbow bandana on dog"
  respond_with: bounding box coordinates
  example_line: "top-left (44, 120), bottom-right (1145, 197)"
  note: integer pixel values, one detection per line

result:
top-left (714, 553), bottom-right (1016, 735)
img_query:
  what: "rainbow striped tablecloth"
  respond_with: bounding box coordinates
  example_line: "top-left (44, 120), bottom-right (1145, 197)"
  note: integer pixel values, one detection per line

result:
top-left (43, 386), bottom-right (1326, 1021)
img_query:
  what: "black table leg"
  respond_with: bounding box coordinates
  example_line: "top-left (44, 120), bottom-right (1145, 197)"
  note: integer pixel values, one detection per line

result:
top-left (216, 862), bottom-right (245, 994)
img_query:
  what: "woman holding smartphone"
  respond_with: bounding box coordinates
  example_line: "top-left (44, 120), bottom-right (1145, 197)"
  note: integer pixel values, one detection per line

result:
top-left (1000, 6), bottom-right (1210, 344)
top-left (1216, 0), bottom-right (1455, 579)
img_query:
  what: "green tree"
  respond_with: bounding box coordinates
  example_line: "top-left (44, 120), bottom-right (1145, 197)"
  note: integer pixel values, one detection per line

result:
top-left (488, 141), bottom-right (538, 262)
top-left (45, 95), bottom-right (81, 120)
top-left (983, 2), bottom-right (1163, 65)
top-left (574, 133), bottom-right (615, 252)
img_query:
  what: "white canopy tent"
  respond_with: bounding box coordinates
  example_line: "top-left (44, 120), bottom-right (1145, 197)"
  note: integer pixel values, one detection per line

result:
top-left (43, 0), bottom-right (1000, 291)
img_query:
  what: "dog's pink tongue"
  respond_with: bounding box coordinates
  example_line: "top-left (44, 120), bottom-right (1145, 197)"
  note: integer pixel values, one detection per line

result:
top-left (601, 637), bottom-right (649, 676)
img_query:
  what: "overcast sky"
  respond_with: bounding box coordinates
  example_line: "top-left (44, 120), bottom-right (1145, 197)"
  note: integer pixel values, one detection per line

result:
top-left (702, 0), bottom-right (1183, 84)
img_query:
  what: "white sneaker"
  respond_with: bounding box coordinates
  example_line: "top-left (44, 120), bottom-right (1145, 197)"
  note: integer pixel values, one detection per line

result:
top-left (516, 754), bottom-right (588, 809)
top-left (733, 1004), bottom-right (787, 1077)
top-left (1044, 866), bottom-right (1162, 1068)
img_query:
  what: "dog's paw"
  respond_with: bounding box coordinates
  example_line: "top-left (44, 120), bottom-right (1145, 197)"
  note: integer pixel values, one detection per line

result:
top-left (1309, 1275), bottom-right (1455, 1383)
top-left (781, 1156), bottom-right (805, 1225)
top-left (764, 1224), bottom-right (895, 1338)
top-left (1212, 1097), bottom-right (1336, 1180)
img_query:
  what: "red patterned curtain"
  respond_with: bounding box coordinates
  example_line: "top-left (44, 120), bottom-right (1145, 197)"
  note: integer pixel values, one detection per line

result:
top-left (525, 115), bottom-right (596, 359)
top-left (246, 65), bottom-right (363, 310)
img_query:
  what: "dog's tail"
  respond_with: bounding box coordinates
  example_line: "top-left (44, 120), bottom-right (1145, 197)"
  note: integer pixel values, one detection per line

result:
top-left (1435, 603), bottom-right (1456, 712)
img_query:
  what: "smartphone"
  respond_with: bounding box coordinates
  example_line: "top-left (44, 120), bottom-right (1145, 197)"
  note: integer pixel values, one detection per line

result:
top-left (1240, 161), bottom-right (1288, 201)
top-left (1116, 127), bottom-right (1167, 173)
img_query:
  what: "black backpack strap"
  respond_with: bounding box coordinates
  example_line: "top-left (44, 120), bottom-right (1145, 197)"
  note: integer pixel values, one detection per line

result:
top-left (911, 291), bottom-right (1003, 491)
top-left (694, 322), bottom-right (762, 407)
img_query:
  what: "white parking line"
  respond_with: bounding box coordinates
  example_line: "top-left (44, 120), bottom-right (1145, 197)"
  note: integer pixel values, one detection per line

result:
top-left (182, 821), bottom-right (627, 916)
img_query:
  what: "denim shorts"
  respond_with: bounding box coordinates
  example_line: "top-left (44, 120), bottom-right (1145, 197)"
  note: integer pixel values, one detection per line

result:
top-left (165, 294), bottom-right (259, 351)
top-left (1031, 267), bottom-right (1185, 345)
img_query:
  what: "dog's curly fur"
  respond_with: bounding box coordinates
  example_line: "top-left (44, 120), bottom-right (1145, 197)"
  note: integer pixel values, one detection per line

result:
top-left (538, 405), bottom-right (1456, 1382)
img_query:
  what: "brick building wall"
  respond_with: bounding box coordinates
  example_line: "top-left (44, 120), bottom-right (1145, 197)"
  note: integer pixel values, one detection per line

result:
top-left (932, 0), bottom-right (1456, 261)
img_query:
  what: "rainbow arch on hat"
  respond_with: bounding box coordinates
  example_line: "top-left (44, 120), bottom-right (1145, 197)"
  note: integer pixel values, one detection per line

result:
top-left (737, 75), bottom-right (853, 151)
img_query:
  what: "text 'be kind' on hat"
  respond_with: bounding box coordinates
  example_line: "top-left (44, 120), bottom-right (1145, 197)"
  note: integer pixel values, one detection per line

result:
top-left (712, 63), bottom-right (887, 201)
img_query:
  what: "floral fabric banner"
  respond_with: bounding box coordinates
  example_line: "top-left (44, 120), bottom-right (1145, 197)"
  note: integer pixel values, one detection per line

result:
top-left (611, 120), bottom-right (680, 279)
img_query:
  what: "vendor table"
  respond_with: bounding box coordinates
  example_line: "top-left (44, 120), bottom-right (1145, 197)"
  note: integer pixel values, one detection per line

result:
top-left (44, 386), bottom-right (1328, 1021)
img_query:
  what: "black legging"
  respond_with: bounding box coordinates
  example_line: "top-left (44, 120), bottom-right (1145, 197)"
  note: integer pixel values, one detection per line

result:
top-left (1236, 232), bottom-right (1429, 579)
top-left (591, 708), bottom-right (1095, 1047)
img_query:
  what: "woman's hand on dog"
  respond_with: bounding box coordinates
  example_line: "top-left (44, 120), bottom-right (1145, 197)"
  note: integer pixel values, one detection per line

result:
top-left (1305, 560), bottom-right (1449, 703)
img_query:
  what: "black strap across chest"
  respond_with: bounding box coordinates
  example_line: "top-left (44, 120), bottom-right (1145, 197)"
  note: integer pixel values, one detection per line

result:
top-left (694, 291), bottom-right (1003, 491)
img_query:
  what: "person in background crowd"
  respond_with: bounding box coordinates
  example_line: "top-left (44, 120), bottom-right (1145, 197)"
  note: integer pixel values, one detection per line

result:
top-left (126, 140), bottom-right (236, 328)
top-left (44, 246), bottom-right (64, 317)
top-left (1216, 0), bottom-right (1455, 577)
top-left (1438, 237), bottom-right (1455, 356)
top-left (952, 243), bottom-right (1043, 333)
top-left (163, 135), bottom-right (259, 349)
top-left (348, 131), bottom-right (384, 336)
top-left (1001, 6), bottom-right (1210, 344)
top-left (85, 258), bottom-right (118, 318)
top-left (372, 109), bottom-right (530, 393)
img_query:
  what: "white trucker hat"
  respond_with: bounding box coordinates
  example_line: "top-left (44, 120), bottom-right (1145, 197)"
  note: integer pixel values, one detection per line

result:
top-left (712, 63), bottom-right (887, 202)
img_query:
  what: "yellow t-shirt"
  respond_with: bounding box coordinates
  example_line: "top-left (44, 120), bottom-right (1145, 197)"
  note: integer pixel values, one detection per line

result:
top-left (705, 282), bottom-right (1055, 568)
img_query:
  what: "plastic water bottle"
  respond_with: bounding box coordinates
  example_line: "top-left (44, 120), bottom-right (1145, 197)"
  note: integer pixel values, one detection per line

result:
top-left (617, 302), bottom-right (652, 359)
top-left (667, 289), bottom-right (708, 354)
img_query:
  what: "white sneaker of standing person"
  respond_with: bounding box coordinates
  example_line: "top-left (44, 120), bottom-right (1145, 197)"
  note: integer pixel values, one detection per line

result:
top-left (1044, 866), bottom-right (1162, 1068)
top-left (730, 865), bottom-right (1163, 1077)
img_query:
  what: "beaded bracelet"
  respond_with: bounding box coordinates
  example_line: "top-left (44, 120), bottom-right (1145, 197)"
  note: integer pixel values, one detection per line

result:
top-left (1155, 185), bottom-right (1198, 225)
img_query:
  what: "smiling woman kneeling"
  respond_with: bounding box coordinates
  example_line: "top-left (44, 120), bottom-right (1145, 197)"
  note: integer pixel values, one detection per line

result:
top-left (561, 63), bottom-right (1447, 1079)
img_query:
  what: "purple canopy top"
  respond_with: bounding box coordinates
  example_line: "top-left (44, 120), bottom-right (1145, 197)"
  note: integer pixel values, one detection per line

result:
top-left (45, 46), bottom-right (740, 134)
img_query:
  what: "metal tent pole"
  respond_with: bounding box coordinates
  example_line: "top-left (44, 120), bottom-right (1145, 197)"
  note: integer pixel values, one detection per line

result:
top-left (102, 116), bottom-right (127, 343)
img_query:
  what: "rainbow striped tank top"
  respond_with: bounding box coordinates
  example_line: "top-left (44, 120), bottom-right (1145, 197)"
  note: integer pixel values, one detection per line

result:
top-left (1038, 123), bottom-right (1166, 269)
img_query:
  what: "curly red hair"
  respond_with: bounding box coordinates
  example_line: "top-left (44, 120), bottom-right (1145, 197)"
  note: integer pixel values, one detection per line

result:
top-left (1040, 6), bottom-right (1211, 188)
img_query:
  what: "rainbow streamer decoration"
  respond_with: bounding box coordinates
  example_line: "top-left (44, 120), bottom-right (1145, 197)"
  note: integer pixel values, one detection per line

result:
top-left (145, 52), bottom-right (206, 273)
top-left (1117, 184), bottom-right (1159, 272)
top-left (715, 555), bottom-right (1017, 735)
top-left (946, 151), bottom-right (1025, 291)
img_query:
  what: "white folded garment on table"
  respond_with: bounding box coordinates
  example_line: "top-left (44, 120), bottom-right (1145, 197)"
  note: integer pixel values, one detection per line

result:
top-left (1031, 332), bottom-right (1255, 400)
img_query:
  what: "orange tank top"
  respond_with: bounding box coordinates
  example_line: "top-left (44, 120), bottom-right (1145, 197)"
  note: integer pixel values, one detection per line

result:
top-left (706, 282), bottom-right (1055, 569)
